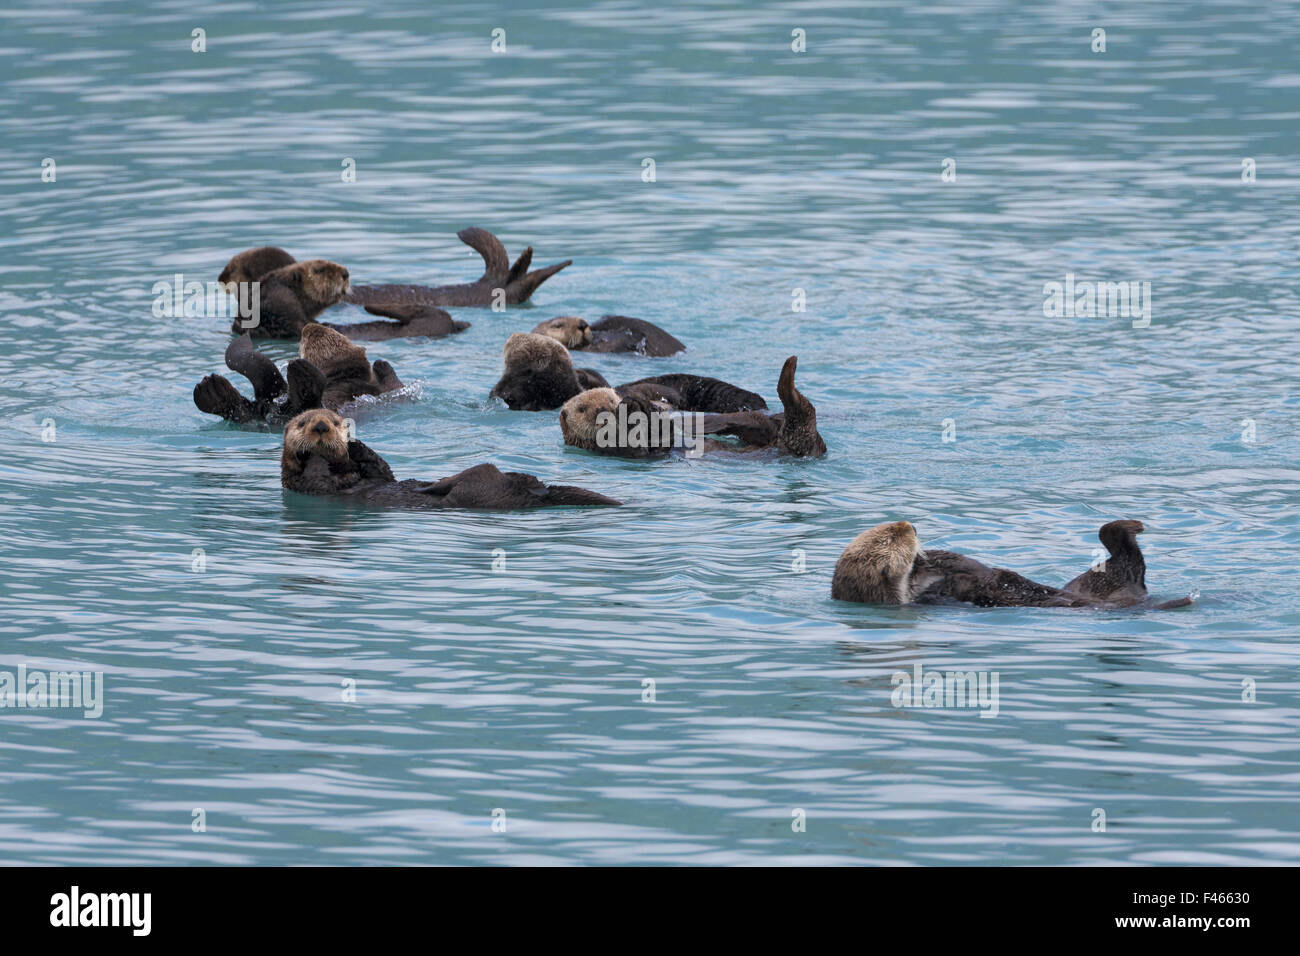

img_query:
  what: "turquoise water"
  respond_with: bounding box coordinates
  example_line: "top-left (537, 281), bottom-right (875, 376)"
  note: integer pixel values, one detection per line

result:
top-left (2, 0), bottom-right (1299, 865)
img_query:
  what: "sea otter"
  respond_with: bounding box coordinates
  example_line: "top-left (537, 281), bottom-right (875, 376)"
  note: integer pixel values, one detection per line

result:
top-left (490, 333), bottom-right (765, 412)
top-left (194, 325), bottom-right (404, 426)
top-left (558, 356), bottom-right (825, 458)
top-left (280, 408), bottom-right (620, 509)
top-left (831, 520), bottom-right (1191, 609)
top-left (531, 315), bottom-right (685, 356)
top-left (222, 259), bottom-right (468, 341)
top-left (219, 227), bottom-right (569, 339)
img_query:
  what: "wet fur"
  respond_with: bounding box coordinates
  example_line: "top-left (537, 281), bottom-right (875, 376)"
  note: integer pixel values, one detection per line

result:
top-left (532, 315), bottom-right (685, 356)
top-left (834, 519), bottom-right (1189, 609)
top-left (194, 330), bottom-right (404, 426)
top-left (281, 409), bottom-right (620, 508)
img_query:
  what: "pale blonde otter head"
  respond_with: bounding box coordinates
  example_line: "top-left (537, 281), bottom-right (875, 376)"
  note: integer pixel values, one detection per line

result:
top-left (831, 521), bottom-right (925, 605)
top-left (502, 332), bottom-right (572, 371)
top-left (559, 388), bottom-right (620, 447)
top-left (531, 315), bottom-right (592, 349)
top-left (282, 408), bottom-right (350, 475)
top-left (218, 246), bottom-right (295, 292)
top-left (299, 322), bottom-right (369, 377)
top-left (275, 259), bottom-right (351, 307)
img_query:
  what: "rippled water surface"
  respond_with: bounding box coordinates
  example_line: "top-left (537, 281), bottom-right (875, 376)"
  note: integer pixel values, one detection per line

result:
top-left (2, 0), bottom-right (1299, 865)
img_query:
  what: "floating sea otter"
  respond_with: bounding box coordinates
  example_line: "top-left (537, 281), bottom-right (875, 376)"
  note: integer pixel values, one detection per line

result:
top-left (280, 408), bottom-right (620, 509)
top-left (490, 333), bottom-right (765, 412)
top-left (530, 315), bottom-right (685, 356)
top-left (831, 519), bottom-right (1192, 609)
top-left (559, 356), bottom-right (826, 459)
top-left (194, 325), bottom-right (404, 426)
top-left (218, 227), bottom-right (570, 340)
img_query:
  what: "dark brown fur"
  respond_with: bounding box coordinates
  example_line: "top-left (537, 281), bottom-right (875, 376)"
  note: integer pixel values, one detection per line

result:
top-left (281, 409), bottom-right (620, 508)
top-left (194, 330), bottom-right (404, 427)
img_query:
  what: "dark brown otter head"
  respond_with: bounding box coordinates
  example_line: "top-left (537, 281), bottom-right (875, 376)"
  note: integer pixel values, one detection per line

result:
top-left (532, 315), bottom-right (593, 349)
top-left (218, 246), bottom-right (296, 291)
top-left (776, 356), bottom-right (826, 458)
top-left (281, 408), bottom-right (350, 478)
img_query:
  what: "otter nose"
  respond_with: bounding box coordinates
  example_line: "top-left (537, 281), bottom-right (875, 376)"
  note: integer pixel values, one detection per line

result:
top-left (340, 269), bottom-right (349, 280)
top-left (312, 421), bottom-right (331, 435)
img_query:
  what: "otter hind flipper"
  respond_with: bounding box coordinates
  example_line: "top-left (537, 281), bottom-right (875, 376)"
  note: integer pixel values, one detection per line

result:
top-left (775, 356), bottom-right (827, 457)
top-left (506, 258), bottom-right (572, 304)
top-left (224, 334), bottom-right (287, 403)
top-left (1063, 519), bottom-right (1148, 603)
top-left (285, 359), bottom-right (328, 415)
top-left (505, 246), bottom-right (533, 285)
top-left (458, 227), bottom-right (511, 282)
top-left (194, 374), bottom-right (258, 423)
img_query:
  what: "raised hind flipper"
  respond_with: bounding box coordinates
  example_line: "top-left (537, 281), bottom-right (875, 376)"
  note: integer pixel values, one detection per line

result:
top-left (194, 374), bottom-right (258, 423)
top-left (458, 227), bottom-right (511, 282)
top-left (775, 356), bottom-right (827, 457)
top-left (225, 334), bottom-right (286, 404)
top-left (371, 359), bottom-right (404, 393)
top-left (1063, 519), bottom-right (1148, 605)
top-left (284, 359), bottom-right (327, 416)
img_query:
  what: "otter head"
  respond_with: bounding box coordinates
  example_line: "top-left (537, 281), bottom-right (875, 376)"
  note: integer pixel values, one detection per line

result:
top-left (282, 408), bottom-right (350, 477)
top-left (559, 388), bottom-right (620, 448)
top-left (834, 521), bottom-right (925, 604)
top-left (218, 246), bottom-right (296, 292)
top-left (502, 332), bottom-right (572, 371)
top-left (279, 260), bottom-right (351, 308)
top-left (532, 316), bottom-right (592, 350)
top-left (299, 323), bottom-right (370, 379)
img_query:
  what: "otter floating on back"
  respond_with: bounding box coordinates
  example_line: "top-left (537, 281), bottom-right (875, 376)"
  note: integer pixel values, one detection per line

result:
top-left (489, 332), bottom-right (766, 413)
top-left (831, 520), bottom-right (1192, 609)
top-left (558, 356), bottom-right (826, 459)
top-left (218, 227), bottom-right (570, 341)
top-left (531, 315), bottom-right (685, 357)
top-left (280, 408), bottom-right (621, 510)
top-left (194, 325), bottom-right (405, 426)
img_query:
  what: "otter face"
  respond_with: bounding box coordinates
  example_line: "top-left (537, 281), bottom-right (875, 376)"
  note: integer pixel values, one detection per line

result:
top-left (559, 388), bottom-right (620, 446)
top-left (283, 408), bottom-right (350, 464)
top-left (218, 246), bottom-right (296, 292)
top-left (532, 316), bottom-right (592, 349)
top-left (288, 260), bottom-right (351, 307)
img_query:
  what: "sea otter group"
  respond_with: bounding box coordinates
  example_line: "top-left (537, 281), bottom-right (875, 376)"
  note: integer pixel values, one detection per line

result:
top-left (194, 226), bottom-right (1187, 611)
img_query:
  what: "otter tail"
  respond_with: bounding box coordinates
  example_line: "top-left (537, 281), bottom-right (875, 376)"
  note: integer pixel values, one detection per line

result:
top-left (225, 334), bottom-right (286, 403)
top-left (542, 485), bottom-right (623, 507)
top-left (1155, 595), bottom-right (1195, 610)
top-left (458, 227), bottom-right (571, 303)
